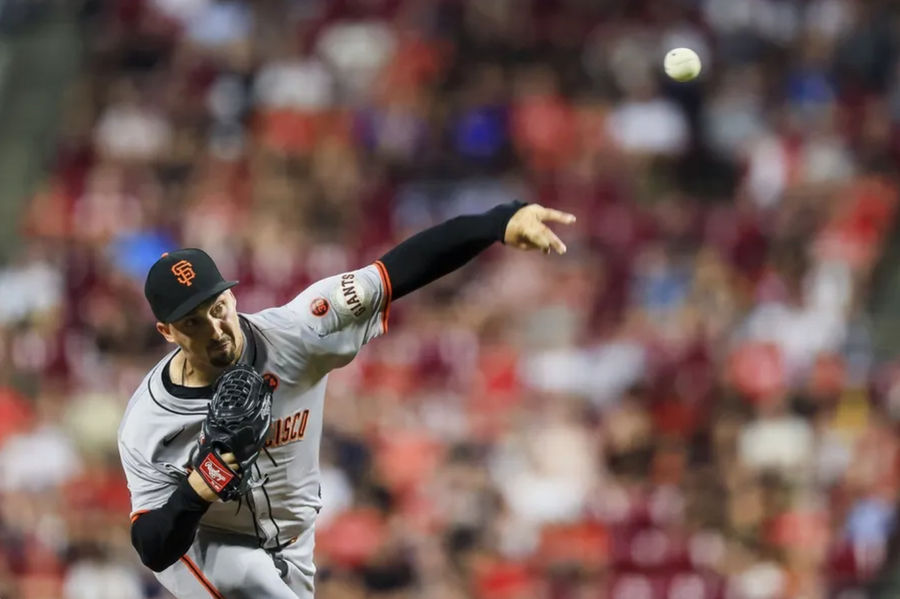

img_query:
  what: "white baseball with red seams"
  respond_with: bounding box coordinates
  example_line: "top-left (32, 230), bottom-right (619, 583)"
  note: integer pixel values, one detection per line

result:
top-left (118, 264), bottom-right (390, 598)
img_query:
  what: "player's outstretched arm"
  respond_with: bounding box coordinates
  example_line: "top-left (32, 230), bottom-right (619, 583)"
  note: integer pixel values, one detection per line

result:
top-left (378, 201), bottom-right (575, 300)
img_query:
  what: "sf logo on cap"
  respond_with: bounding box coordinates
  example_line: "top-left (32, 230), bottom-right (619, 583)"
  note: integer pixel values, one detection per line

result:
top-left (172, 260), bottom-right (196, 286)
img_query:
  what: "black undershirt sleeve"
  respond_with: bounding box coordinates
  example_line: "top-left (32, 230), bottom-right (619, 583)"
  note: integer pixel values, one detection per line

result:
top-left (131, 477), bottom-right (211, 572)
top-left (378, 201), bottom-right (526, 299)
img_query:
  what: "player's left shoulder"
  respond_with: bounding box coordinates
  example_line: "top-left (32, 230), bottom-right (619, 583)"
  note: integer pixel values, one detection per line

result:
top-left (244, 264), bottom-right (388, 347)
top-left (306, 265), bottom-right (385, 332)
top-left (330, 267), bottom-right (380, 319)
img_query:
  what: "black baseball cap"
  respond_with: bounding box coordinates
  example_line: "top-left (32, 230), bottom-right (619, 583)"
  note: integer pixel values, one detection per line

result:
top-left (144, 248), bottom-right (238, 323)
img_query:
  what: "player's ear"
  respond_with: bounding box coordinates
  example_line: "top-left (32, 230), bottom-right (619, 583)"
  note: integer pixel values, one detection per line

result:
top-left (156, 322), bottom-right (176, 343)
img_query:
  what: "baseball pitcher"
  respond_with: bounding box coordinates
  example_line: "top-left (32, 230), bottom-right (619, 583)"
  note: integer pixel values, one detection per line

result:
top-left (118, 202), bottom-right (575, 598)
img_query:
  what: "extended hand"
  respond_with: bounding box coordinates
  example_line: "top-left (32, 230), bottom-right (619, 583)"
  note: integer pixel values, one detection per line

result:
top-left (504, 204), bottom-right (576, 254)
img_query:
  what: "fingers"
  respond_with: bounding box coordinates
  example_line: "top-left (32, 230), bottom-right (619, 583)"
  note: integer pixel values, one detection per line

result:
top-left (538, 206), bottom-right (577, 225)
top-left (545, 230), bottom-right (567, 255)
top-left (531, 227), bottom-right (567, 255)
top-left (221, 452), bottom-right (240, 472)
top-left (507, 205), bottom-right (574, 255)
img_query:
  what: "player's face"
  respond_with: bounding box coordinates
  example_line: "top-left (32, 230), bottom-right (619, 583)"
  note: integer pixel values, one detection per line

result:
top-left (159, 291), bottom-right (242, 369)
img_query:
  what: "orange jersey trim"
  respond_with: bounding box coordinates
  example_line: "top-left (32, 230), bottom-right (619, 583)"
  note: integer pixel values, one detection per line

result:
top-left (130, 510), bottom-right (150, 523)
top-left (373, 260), bottom-right (392, 333)
top-left (181, 556), bottom-right (225, 599)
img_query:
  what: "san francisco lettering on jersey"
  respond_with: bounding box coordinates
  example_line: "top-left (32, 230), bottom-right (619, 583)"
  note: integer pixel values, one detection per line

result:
top-left (266, 409), bottom-right (310, 448)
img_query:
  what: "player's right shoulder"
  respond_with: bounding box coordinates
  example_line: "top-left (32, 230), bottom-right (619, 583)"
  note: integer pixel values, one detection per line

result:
top-left (117, 351), bottom-right (182, 443)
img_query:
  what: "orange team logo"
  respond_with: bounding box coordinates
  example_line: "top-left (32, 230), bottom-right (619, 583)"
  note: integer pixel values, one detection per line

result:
top-left (310, 298), bottom-right (329, 317)
top-left (171, 259), bottom-right (196, 286)
top-left (262, 373), bottom-right (279, 390)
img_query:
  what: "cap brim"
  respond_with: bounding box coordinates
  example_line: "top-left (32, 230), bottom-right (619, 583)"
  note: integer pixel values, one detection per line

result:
top-left (163, 280), bottom-right (239, 323)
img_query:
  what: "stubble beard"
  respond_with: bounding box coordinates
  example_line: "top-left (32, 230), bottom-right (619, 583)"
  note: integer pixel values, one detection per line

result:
top-left (209, 338), bottom-right (239, 368)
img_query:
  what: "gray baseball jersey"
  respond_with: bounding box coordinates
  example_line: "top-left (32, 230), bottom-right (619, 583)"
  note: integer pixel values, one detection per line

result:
top-left (118, 263), bottom-right (390, 598)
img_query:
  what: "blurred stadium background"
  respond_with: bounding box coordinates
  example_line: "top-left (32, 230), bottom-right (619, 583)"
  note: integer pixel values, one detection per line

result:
top-left (4, 0), bottom-right (900, 597)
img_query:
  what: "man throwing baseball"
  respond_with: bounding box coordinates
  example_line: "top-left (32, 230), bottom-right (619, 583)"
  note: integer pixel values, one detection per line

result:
top-left (118, 202), bottom-right (575, 598)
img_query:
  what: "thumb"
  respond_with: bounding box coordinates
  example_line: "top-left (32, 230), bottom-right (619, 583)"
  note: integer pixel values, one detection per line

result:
top-left (220, 452), bottom-right (240, 472)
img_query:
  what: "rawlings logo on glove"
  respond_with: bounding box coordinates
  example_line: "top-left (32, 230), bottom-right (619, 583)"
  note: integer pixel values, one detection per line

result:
top-left (193, 363), bottom-right (273, 501)
top-left (198, 453), bottom-right (235, 492)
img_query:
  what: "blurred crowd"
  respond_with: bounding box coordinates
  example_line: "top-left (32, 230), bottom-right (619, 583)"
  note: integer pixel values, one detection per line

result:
top-left (3, 0), bottom-right (900, 597)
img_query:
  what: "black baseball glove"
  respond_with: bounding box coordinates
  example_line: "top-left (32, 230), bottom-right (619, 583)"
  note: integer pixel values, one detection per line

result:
top-left (193, 363), bottom-right (274, 502)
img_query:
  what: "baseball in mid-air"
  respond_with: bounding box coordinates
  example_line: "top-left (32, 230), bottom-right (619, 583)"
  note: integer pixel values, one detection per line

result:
top-left (664, 48), bottom-right (702, 82)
